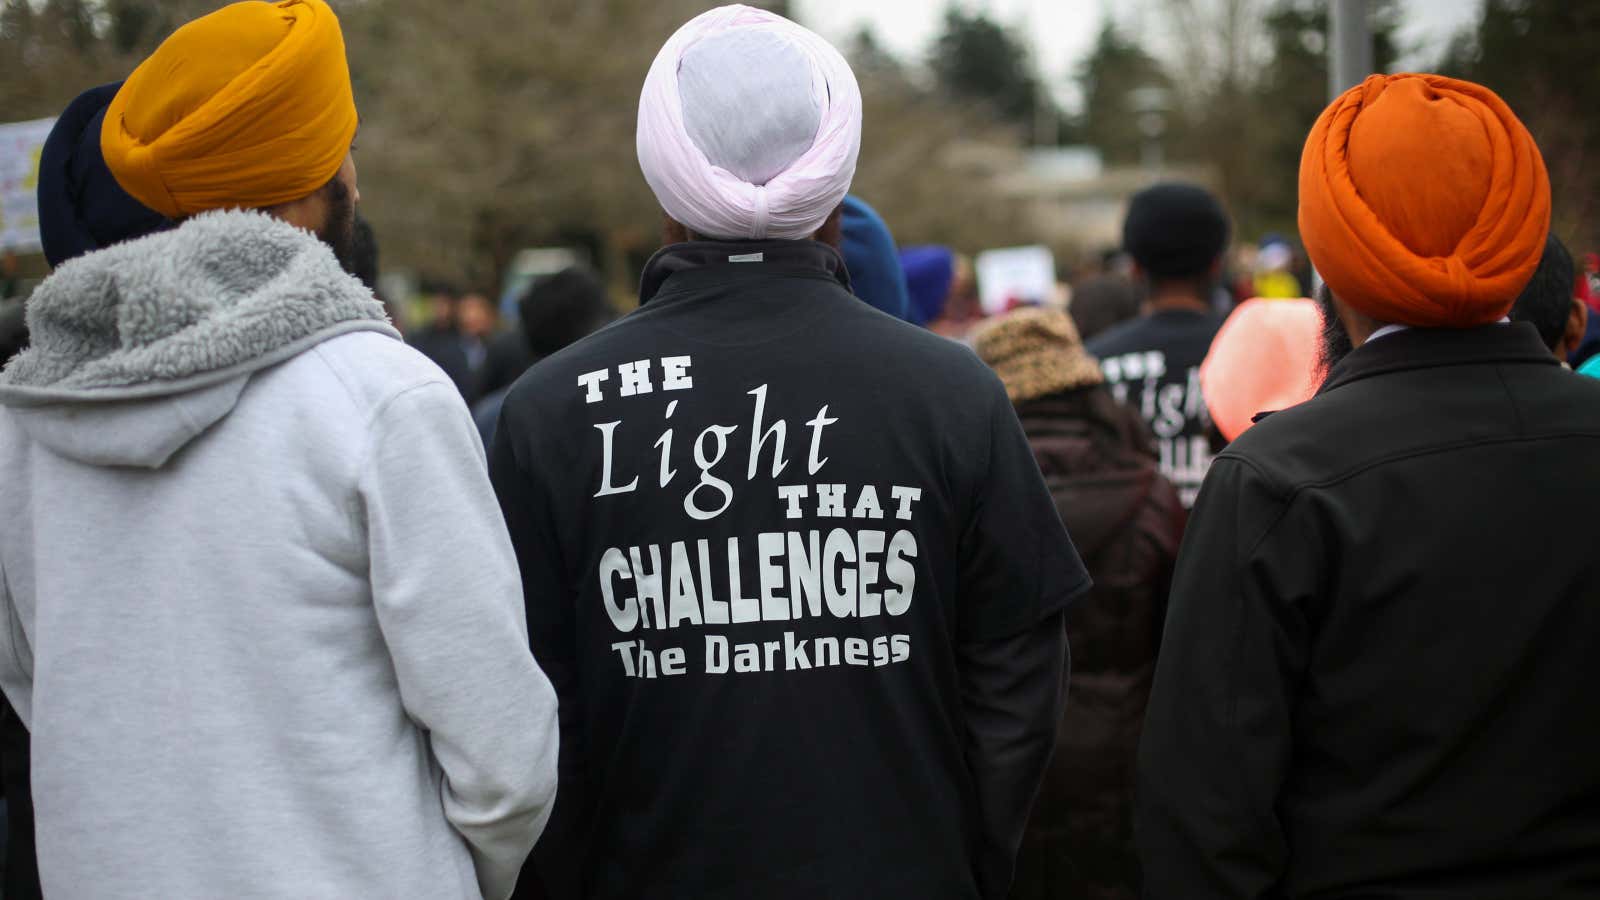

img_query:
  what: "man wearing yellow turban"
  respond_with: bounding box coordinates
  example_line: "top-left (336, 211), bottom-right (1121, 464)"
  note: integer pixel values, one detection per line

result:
top-left (1137, 74), bottom-right (1600, 899)
top-left (0, 4), bottom-right (558, 899)
top-left (101, 0), bottom-right (360, 250)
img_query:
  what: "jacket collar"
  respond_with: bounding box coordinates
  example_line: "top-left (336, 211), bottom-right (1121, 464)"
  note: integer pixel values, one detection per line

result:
top-left (1317, 321), bottom-right (1558, 396)
top-left (638, 240), bottom-right (851, 305)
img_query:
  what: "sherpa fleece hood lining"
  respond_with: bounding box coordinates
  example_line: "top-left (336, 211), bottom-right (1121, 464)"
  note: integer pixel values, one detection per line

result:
top-left (0, 208), bottom-right (396, 408)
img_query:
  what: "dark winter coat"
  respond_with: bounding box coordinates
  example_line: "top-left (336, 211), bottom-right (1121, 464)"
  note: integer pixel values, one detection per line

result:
top-left (1139, 323), bottom-right (1600, 899)
top-left (1010, 387), bottom-right (1184, 900)
top-left (407, 325), bottom-right (478, 401)
top-left (1, 698), bottom-right (39, 900)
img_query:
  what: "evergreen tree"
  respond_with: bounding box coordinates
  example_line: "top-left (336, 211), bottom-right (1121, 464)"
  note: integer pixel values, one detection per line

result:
top-left (1076, 20), bottom-right (1170, 166)
top-left (930, 7), bottom-right (1058, 141)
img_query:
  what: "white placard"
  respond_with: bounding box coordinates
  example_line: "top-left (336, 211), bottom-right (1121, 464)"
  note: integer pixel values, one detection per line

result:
top-left (0, 117), bottom-right (57, 254)
top-left (975, 245), bottom-right (1056, 315)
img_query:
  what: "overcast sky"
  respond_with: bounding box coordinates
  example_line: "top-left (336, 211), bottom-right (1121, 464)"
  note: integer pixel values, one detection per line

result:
top-left (793, 0), bottom-right (1482, 112)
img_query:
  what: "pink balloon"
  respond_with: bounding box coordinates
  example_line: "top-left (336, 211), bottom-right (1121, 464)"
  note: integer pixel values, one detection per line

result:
top-left (1201, 298), bottom-right (1324, 441)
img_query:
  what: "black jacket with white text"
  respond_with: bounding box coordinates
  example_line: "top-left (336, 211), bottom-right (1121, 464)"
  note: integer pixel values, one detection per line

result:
top-left (491, 241), bottom-right (1090, 900)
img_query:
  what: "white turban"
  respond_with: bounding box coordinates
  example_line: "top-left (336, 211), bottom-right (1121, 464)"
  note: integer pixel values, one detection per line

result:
top-left (636, 5), bottom-right (862, 241)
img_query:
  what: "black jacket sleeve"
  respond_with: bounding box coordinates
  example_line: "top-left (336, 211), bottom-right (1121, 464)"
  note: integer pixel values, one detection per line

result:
top-left (959, 611), bottom-right (1069, 899)
top-left (489, 409), bottom-right (584, 900)
top-left (1136, 457), bottom-right (1315, 899)
top-left (956, 387), bottom-right (1088, 898)
top-left (1, 698), bottom-right (41, 900)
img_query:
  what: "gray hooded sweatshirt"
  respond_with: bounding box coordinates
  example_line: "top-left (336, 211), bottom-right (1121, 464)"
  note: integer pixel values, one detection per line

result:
top-left (0, 210), bottom-right (558, 900)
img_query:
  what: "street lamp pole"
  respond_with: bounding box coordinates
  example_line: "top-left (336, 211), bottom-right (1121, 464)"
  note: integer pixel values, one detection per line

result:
top-left (1329, 0), bottom-right (1373, 100)
top-left (1316, 0), bottom-right (1373, 295)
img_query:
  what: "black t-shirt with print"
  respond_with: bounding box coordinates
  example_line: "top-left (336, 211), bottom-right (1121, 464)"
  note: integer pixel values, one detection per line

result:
top-left (1085, 308), bottom-right (1224, 507)
top-left (491, 242), bottom-right (1089, 900)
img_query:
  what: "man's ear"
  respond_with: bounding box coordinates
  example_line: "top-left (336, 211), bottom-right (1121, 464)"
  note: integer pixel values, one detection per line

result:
top-left (811, 205), bottom-right (844, 250)
top-left (662, 213), bottom-right (691, 246)
top-left (1561, 295), bottom-right (1589, 360)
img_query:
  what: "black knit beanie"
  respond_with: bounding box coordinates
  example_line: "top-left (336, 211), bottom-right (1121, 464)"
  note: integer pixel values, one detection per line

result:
top-left (1121, 182), bottom-right (1229, 279)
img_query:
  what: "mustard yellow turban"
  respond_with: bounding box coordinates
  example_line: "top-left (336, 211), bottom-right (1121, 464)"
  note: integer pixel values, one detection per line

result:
top-left (101, 0), bottom-right (357, 219)
top-left (1299, 74), bottom-right (1550, 328)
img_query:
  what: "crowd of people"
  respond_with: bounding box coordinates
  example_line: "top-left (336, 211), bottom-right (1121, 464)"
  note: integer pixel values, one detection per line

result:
top-left (0, 1), bottom-right (1597, 899)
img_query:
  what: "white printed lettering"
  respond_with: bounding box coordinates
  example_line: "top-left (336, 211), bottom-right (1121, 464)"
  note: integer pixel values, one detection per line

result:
top-left (857, 529), bottom-right (885, 617)
top-left (817, 483), bottom-right (846, 518)
top-left (661, 355), bottom-right (694, 391)
top-left (629, 545), bottom-right (666, 629)
top-left (805, 405), bottom-right (838, 474)
top-left (890, 486), bottom-right (923, 521)
top-left (746, 385), bottom-right (789, 479)
top-left (758, 532), bottom-right (789, 621)
top-left (823, 528), bottom-right (857, 617)
top-left (593, 422), bottom-right (640, 497)
top-left (727, 537), bottom-right (760, 623)
top-left (851, 484), bottom-right (884, 520)
top-left (685, 425), bottom-right (737, 520)
top-left (600, 547), bottom-right (637, 632)
top-left (883, 530), bottom-right (918, 615)
top-left (777, 484), bottom-right (808, 519)
top-left (667, 541), bottom-right (703, 628)
top-left (578, 369), bottom-right (609, 403)
top-left (618, 359), bottom-right (653, 397)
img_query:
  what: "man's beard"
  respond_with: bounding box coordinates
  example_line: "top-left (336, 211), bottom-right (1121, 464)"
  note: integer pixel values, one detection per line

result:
top-left (317, 176), bottom-right (358, 275)
top-left (1315, 283), bottom-right (1353, 386)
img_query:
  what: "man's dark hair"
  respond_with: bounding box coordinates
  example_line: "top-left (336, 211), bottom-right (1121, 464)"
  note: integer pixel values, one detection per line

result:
top-left (519, 267), bottom-right (614, 358)
top-left (316, 174), bottom-right (358, 275)
top-left (348, 215), bottom-right (379, 293)
top-left (1509, 234), bottom-right (1575, 352)
top-left (1315, 282), bottom-right (1353, 387)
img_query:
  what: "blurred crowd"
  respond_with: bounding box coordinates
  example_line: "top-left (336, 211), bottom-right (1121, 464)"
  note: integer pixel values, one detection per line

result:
top-left (1, 3), bottom-right (1599, 900)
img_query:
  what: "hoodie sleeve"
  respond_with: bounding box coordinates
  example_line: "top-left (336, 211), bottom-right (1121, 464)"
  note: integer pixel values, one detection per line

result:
top-left (488, 397), bottom-right (587, 900)
top-left (358, 379), bottom-right (560, 900)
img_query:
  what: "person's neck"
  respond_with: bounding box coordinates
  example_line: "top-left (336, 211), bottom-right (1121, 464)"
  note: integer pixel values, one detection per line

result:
top-left (1348, 318), bottom-right (1390, 346)
top-left (1146, 291), bottom-right (1210, 314)
top-left (1339, 306), bottom-right (1389, 347)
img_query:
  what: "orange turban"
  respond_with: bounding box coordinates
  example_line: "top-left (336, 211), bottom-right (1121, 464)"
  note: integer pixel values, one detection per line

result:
top-left (101, 0), bottom-right (357, 219)
top-left (1299, 74), bottom-right (1550, 328)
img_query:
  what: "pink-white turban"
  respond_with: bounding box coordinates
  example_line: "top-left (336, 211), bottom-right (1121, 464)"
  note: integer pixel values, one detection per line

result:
top-left (636, 5), bottom-right (862, 241)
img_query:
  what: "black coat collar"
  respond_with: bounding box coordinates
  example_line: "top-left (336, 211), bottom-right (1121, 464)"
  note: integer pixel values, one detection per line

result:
top-left (637, 240), bottom-right (851, 305)
top-left (1317, 322), bottom-right (1558, 396)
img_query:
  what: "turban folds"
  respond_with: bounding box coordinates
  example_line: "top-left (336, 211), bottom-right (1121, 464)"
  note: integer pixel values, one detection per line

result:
top-left (637, 5), bottom-right (862, 241)
top-left (101, 0), bottom-right (357, 219)
top-left (1299, 74), bottom-right (1550, 328)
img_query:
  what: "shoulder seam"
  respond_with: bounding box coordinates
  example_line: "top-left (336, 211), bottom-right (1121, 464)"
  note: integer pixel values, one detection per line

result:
top-left (1202, 456), bottom-right (1299, 561)
top-left (309, 341), bottom-right (367, 417)
top-left (1493, 364), bottom-right (1527, 433)
top-left (354, 378), bottom-right (459, 489)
